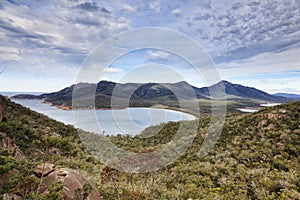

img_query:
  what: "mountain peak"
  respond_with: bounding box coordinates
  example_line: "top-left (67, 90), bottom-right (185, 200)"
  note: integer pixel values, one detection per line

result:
top-left (173, 81), bottom-right (190, 86)
top-left (215, 80), bottom-right (233, 86)
top-left (98, 80), bottom-right (115, 85)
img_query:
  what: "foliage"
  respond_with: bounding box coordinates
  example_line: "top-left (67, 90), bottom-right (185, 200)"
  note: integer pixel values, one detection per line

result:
top-left (0, 95), bottom-right (299, 199)
top-left (0, 155), bottom-right (18, 175)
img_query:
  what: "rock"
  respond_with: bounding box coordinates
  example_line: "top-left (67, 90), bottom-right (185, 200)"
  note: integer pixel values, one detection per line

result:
top-left (39, 168), bottom-right (101, 200)
top-left (279, 109), bottom-right (287, 113)
top-left (0, 132), bottom-right (26, 161)
top-left (267, 112), bottom-right (279, 120)
top-left (34, 162), bottom-right (55, 178)
top-left (2, 193), bottom-right (22, 200)
top-left (258, 120), bottom-right (267, 127)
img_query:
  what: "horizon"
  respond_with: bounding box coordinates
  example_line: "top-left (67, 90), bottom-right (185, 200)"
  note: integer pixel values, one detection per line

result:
top-left (0, 0), bottom-right (300, 94)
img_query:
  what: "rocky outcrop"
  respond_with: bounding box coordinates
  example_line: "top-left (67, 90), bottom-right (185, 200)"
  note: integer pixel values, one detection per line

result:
top-left (0, 132), bottom-right (26, 160)
top-left (34, 162), bottom-right (55, 178)
top-left (36, 166), bottom-right (101, 200)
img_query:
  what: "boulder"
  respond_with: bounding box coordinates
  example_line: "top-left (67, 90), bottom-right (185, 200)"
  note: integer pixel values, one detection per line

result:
top-left (0, 132), bottom-right (26, 160)
top-left (34, 162), bottom-right (55, 178)
top-left (39, 168), bottom-right (101, 200)
top-left (2, 193), bottom-right (22, 200)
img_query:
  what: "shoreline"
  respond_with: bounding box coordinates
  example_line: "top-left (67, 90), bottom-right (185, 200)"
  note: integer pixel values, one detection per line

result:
top-left (68, 104), bottom-right (198, 120)
top-left (42, 99), bottom-right (199, 120)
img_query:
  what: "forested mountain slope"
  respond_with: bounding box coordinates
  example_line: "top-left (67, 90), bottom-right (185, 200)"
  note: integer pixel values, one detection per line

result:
top-left (0, 95), bottom-right (299, 199)
top-left (12, 80), bottom-right (288, 110)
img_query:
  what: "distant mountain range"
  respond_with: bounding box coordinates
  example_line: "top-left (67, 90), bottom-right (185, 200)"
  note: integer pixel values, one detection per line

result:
top-left (274, 93), bottom-right (300, 100)
top-left (12, 80), bottom-right (290, 110)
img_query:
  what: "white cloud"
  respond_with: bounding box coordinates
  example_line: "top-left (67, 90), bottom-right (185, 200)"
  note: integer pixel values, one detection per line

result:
top-left (172, 9), bottom-right (182, 16)
top-left (107, 17), bottom-right (131, 32)
top-left (121, 4), bottom-right (136, 12)
top-left (104, 67), bottom-right (124, 73)
top-left (0, 46), bottom-right (22, 61)
top-left (149, 1), bottom-right (161, 12)
top-left (218, 48), bottom-right (300, 78)
top-left (0, 0), bottom-right (132, 91)
top-left (0, 0), bottom-right (131, 60)
top-left (148, 50), bottom-right (170, 60)
top-left (178, 0), bottom-right (300, 62)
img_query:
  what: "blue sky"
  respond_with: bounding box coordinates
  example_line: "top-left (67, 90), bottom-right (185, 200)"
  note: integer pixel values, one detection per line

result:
top-left (0, 0), bottom-right (299, 94)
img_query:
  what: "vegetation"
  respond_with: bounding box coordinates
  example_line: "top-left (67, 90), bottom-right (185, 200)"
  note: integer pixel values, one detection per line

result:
top-left (0, 95), bottom-right (299, 199)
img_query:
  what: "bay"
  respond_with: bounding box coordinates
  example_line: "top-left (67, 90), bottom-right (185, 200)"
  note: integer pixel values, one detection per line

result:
top-left (11, 99), bottom-right (196, 136)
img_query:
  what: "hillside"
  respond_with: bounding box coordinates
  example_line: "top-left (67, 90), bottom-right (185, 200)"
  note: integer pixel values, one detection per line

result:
top-left (0, 95), bottom-right (104, 199)
top-left (12, 80), bottom-right (289, 111)
top-left (0, 95), bottom-right (299, 199)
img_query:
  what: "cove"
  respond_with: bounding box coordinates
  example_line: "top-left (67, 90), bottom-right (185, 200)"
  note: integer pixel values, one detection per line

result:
top-left (12, 99), bottom-right (196, 136)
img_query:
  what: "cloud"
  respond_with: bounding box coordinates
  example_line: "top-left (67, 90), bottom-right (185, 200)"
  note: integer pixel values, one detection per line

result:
top-left (0, 0), bottom-right (131, 69)
top-left (120, 3), bottom-right (136, 12)
top-left (104, 67), bottom-right (123, 73)
top-left (179, 0), bottom-right (300, 62)
top-left (149, 1), bottom-right (161, 12)
top-left (148, 50), bottom-right (170, 60)
top-left (0, 0), bottom-right (134, 92)
top-left (219, 48), bottom-right (300, 76)
top-left (75, 2), bottom-right (99, 11)
top-left (1, 0), bottom-right (131, 51)
top-left (107, 17), bottom-right (131, 31)
top-left (100, 0), bottom-right (300, 63)
top-left (212, 48), bottom-right (300, 94)
top-left (171, 9), bottom-right (182, 17)
top-left (0, 46), bottom-right (22, 61)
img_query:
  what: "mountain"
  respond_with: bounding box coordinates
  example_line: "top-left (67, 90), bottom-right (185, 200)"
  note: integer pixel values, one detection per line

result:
top-left (12, 80), bottom-right (289, 110)
top-left (1, 95), bottom-right (299, 199)
top-left (200, 80), bottom-right (288, 102)
top-left (274, 92), bottom-right (300, 100)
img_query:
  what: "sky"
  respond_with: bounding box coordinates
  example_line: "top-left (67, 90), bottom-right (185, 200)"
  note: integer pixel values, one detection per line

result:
top-left (0, 0), bottom-right (299, 94)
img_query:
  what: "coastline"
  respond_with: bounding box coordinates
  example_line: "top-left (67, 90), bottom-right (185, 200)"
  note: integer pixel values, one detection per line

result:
top-left (64, 104), bottom-right (198, 120)
top-left (149, 105), bottom-right (199, 119)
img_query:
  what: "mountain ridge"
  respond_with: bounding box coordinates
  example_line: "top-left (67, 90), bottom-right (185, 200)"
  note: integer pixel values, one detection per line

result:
top-left (12, 80), bottom-right (289, 110)
top-left (274, 92), bottom-right (300, 100)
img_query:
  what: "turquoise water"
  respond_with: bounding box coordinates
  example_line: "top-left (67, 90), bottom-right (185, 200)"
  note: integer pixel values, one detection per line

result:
top-left (12, 99), bottom-right (195, 136)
